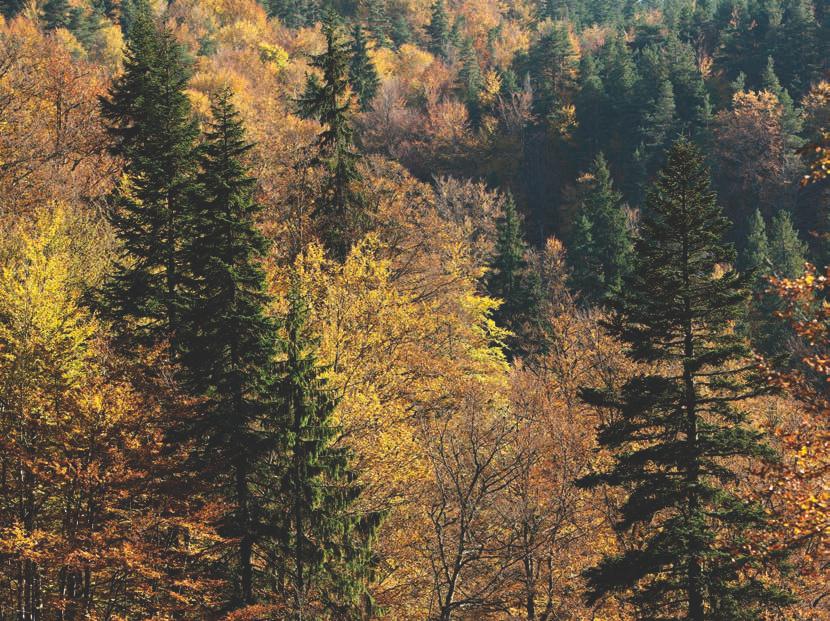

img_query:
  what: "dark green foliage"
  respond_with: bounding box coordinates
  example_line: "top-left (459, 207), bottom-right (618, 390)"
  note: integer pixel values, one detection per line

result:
top-left (768, 209), bottom-right (807, 279)
top-left (349, 24), bottom-right (379, 112)
top-left (739, 209), bottom-right (770, 278)
top-left (274, 280), bottom-right (382, 620)
top-left (487, 195), bottom-right (541, 356)
top-left (638, 79), bottom-right (677, 177)
top-left (426, 0), bottom-right (450, 59)
top-left (267, 0), bottom-right (320, 29)
top-left (41, 0), bottom-right (73, 30)
top-left (180, 90), bottom-right (278, 607)
top-left (0, 0), bottom-right (23, 18)
top-left (568, 154), bottom-right (633, 303)
top-left (364, 0), bottom-right (391, 47)
top-left (522, 21), bottom-right (578, 119)
top-left (457, 37), bottom-right (482, 125)
top-left (298, 12), bottom-right (367, 260)
top-left (578, 139), bottom-right (792, 620)
top-left (99, 0), bottom-right (199, 354)
top-left (775, 0), bottom-right (820, 97)
top-left (761, 56), bottom-right (802, 143)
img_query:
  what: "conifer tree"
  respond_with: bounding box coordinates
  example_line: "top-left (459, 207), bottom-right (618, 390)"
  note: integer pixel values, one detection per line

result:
top-left (99, 0), bottom-right (199, 355)
top-left (748, 209), bottom-right (808, 358)
top-left (458, 38), bottom-right (483, 125)
top-left (349, 24), bottom-right (379, 112)
top-left (639, 79), bottom-right (677, 175)
top-left (761, 56), bottom-right (802, 146)
top-left (768, 209), bottom-right (807, 279)
top-left (298, 12), bottom-right (366, 260)
top-left (364, 0), bottom-right (390, 47)
top-left (577, 139), bottom-right (792, 620)
top-left (740, 208), bottom-right (770, 279)
top-left (181, 90), bottom-right (278, 608)
top-left (487, 195), bottom-right (541, 355)
top-left (568, 213), bottom-right (600, 300)
top-left (274, 279), bottom-right (381, 620)
top-left (568, 153), bottom-right (633, 303)
top-left (41, 0), bottom-right (73, 30)
top-left (426, 0), bottom-right (450, 59)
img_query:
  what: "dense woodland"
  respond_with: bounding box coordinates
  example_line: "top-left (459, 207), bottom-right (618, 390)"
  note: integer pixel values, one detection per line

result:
top-left (0, 0), bottom-right (827, 618)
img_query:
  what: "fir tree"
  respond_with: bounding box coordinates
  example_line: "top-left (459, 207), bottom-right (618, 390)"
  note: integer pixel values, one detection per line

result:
top-left (761, 56), bottom-right (803, 146)
top-left (457, 37), bottom-right (483, 125)
top-left (275, 279), bottom-right (381, 620)
top-left (487, 195), bottom-right (541, 356)
top-left (180, 90), bottom-right (278, 608)
top-left (577, 139), bottom-right (792, 620)
top-left (569, 153), bottom-right (633, 303)
top-left (568, 213), bottom-right (601, 301)
top-left (426, 0), bottom-right (450, 59)
top-left (99, 0), bottom-right (199, 356)
top-left (41, 0), bottom-right (73, 30)
top-left (750, 209), bottom-right (807, 358)
top-left (349, 24), bottom-right (379, 112)
top-left (769, 209), bottom-right (807, 279)
top-left (298, 12), bottom-right (366, 260)
top-left (364, 0), bottom-right (390, 47)
top-left (740, 208), bottom-right (770, 279)
top-left (639, 78), bottom-right (677, 176)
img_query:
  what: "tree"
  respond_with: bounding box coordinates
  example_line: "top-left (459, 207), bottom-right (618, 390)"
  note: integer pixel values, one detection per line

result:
top-left (273, 279), bottom-right (381, 620)
top-left (578, 139), bottom-right (792, 620)
top-left (41, 0), bottom-right (73, 30)
top-left (298, 12), bottom-right (367, 259)
top-left (99, 0), bottom-right (199, 356)
top-left (638, 78), bottom-right (677, 178)
top-left (426, 0), bottom-right (450, 59)
top-left (487, 195), bottom-right (541, 356)
top-left (349, 24), bottom-right (379, 112)
top-left (740, 208), bottom-right (770, 279)
top-left (768, 209), bottom-right (807, 279)
top-left (568, 153), bottom-right (633, 303)
top-left (760, 56), bottom-right (802, 146)
top-left (180, 89), bottom-right (278, 609)
top-left (457, 37), bottom-right (483, 125)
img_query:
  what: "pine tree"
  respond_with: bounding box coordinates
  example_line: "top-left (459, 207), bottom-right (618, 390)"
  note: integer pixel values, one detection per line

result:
top-left (577, 139), bottom-right (792, 620)
top-left (487, 195), bottom-right (541, 356)
top-left (349, 25), bottom-right (379, 112)
top-left (180, 90), bottom-right (278, 608)
top-left (426, 0), bottom-right (450, 59)
top-left (298, 12), bottom-right (366, 260)
top-left (569, 153), bottom-right (633, 303)
top-left (274, 279), bottom-right (381, 620)
top-left (99, 0), bottom-right (199, 356)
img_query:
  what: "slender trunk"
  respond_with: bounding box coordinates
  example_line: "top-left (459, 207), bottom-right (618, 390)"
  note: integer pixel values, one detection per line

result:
top-left (682, 206), bottom-right (704, 621)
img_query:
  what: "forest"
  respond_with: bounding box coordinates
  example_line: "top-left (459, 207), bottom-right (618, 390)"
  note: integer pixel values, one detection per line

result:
top-left (0, 0), bottom-right (827, 618)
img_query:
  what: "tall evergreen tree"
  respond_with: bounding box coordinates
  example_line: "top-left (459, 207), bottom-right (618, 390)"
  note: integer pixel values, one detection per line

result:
top-left (775, 0), bottom-right (820, 97)
top-left (298, 12), bottom-right (366, 260)
top-left (274, 279), bottom-right (381, 620)
top-left (41, 0), bottom-right (73, 30)
top-left (457, 37), bottom-right (483, 125)
top-left (639, 78), bottom-right (677, 177)
top-left (487, 195), bottom-right (541, 356)
top-left (181, 90), bottom-right (278, 608)
top-left (426, 0), bottom-right (450, 59)
top-left (568, 213), bottom-right (600, 300)
top-left (577, 139), bottom-right (792, 620)
top-left (349, 24), bottom-right (379, 112)
top-left (739, 208), bottom-right (770, 278)
top-left (568, 153), bottom-right (633, 302)
top-left (760, 56), bottom-right (802, 146)
top-left (99, 0), bottom-right (199, 356)
top-left (364, 0), bottom-right (390, 47)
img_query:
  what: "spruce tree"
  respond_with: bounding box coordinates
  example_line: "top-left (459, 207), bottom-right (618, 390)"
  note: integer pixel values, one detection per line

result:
top-left (364, 0), bottom-right (390, 47)
top-left (740, 208), bottom-right (770, 279)
top-left (568, 213), bottom-right (601, 300)
top-left (457, 38), bottom-right (483, 125)
top-left (298, 12), bottom-right (366, 260)
top-left (349, 24), bottom-right (380, 112)
top-left (99, 0), bottom-right (199, 355)
top-left (577, 139), bottom-right (792, 620)
top-left (486, 195), bottom-right (541, 356)
top-left (426, 0), bottom-right (450, 59)
top-left (639, 78), bottom-right (677, 176)
top-left (181, 90), bottom-right (278, 608)
top-left (275, 279), bottom-right (381, 620)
